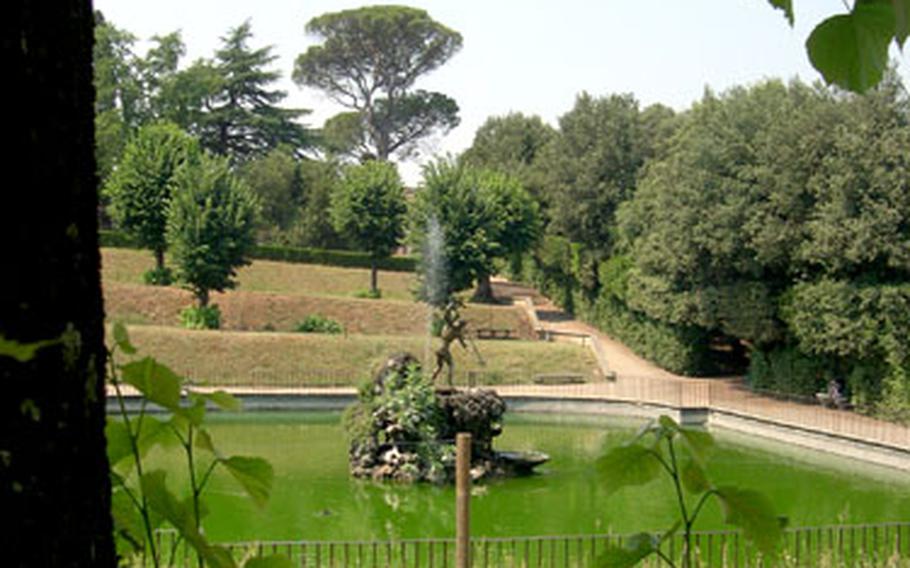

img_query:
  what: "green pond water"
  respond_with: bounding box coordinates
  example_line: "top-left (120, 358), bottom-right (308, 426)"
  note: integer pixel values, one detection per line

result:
top-left (150, 411), bottom-right (910, 542)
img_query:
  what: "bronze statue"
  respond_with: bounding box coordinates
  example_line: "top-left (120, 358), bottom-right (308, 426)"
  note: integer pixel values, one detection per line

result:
top-left (432, 299), bottom-right (468, 387)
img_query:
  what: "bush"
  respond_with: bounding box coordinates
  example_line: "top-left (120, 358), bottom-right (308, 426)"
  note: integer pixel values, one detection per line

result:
top-left (180, 304), bottom-right (221, 330)
top-left (142, 266), bottom-right (173, 286)
top-left (353, 288), bottom-right (382, 299)
top-left (295, 314), bottom-right (344, 334)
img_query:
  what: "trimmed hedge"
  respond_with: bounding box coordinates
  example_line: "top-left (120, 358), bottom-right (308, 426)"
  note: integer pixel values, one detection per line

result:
top-left (252, 244), bottom-right (416, 272)
top-left (99, 229), bottom-right (141, 249)
top-left (99, 230), bottom-right (417, 272)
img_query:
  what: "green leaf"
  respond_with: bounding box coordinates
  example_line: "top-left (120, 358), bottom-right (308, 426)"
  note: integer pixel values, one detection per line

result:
top-left (681, 458), bottom-right (711, 494)
top-left (767, 0), bottom-right (794, 25)
top-left (894, 0), bottom-right (910, 47)
top-left (112, 322), bottom-right (137, 355)
top-left (198, 390), bottom-right (242, 411)
top-left (196, 428), bottom-right (217, 454)
top-left (715, 486), bottom-right (782, 556)
top-left (598, 532), bottom-right (658, 568)
top-left (244, 556), bottom-right (295, 568)
top-left (220, 456), bottom-right (274, 508)
top-left (678, 428), bottom-right (715, 464)
top-left (807, 4), bottom-right (895, 93)
top-left (136, 416), bottom-right (175, 456)
top-left (596, 444), bottom-right (662, 494)
top-left (0, 335), bottom-right (59, 363)
top-left (141, 470), bottom-right (236, 568)
top-left (206, 546), bottom-right (239, 568)
top-left (106, 419), bottom-right (133, 467)
top-left (657, 415), bottom-right (679, 432)
top-left (175, 396), bottom-right (207, 426)
top-left (121, 357), bottom-right (183, 412)
top-left (111, 488), bottom-right (148, 556)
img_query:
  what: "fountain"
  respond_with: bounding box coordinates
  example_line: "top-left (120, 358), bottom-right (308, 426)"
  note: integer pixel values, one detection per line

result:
top-left (344, 217), bottom-right (548, 483)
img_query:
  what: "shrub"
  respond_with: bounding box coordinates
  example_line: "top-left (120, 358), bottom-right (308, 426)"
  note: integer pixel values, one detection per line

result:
top-left (295, 314), bottom-right (344, 334)
top-left (142, 266), bottom-right (173, 286)
top-left (353, 288), bottom-right (382, 299)
top-left (180, 304), bottom-right (221, 330)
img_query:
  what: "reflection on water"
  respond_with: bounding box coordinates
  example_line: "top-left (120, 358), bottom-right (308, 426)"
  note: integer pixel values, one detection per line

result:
top-left (153, 411), bottom-right (910, 542)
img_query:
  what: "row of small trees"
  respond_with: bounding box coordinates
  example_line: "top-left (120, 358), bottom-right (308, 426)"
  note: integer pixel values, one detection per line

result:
top-left (105, 124), bottom-right (258, 314)
top-left (107, 118), bottom-right (542, 307)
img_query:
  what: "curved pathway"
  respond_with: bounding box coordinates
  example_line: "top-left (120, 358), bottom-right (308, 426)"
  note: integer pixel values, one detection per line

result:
top-left (491, 278), bottom-right (910, 453)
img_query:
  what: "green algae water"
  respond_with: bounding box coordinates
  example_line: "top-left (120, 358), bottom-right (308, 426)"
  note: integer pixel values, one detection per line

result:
top-left (152, 411), bottom-right (910, 542)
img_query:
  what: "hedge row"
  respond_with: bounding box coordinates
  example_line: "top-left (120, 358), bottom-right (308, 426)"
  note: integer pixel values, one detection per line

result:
top-left (99, 230), bottom-right (417, 272)
top-left (515, 236), bottom-right (713, 376)
top-left (252, 244), bottom-right (416, 272)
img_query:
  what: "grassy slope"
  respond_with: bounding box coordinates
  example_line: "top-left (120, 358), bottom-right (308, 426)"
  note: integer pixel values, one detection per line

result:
top-left (102, 248), bottom-right (416, 301)
top-left (117, 325), bottom-right (597, 387)
top-left (102, 249), bottom-right (534, 338)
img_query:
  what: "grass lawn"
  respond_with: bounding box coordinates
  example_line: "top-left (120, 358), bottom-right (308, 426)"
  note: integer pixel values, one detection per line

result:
top-left (113, 325), bottom-right (598, 387)
top-left (102, 248), bottom-right (417, 301)
top-left (104, 282), bottom-right (534, 338)
top-left (102, 247), bottom-right (536, 338)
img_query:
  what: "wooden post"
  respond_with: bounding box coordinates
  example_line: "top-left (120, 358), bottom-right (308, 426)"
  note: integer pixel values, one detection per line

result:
top-left (456, 432), bottom-right (472, 568)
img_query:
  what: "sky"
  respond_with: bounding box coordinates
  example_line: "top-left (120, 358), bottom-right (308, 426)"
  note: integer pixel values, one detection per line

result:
top-left (94, 0), bottom-right (909, 183)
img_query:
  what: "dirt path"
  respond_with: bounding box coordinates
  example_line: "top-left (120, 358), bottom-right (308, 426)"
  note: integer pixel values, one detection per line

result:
top-left (491, 278), bottom-right (677, 379)
top-left (490, 278), bottom-right (910, 450)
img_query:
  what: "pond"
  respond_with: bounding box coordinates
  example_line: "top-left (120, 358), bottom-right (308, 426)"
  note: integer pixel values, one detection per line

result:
top-left (152, 411), bottom-right (910, 543)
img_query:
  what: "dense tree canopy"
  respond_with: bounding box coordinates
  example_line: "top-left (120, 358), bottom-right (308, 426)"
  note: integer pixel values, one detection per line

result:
top-left (537, 93), bottom-right (671, 255)
top-left (414, 159), bottom-right (541, 302)
top-left (241, 145), bottom-right (302, 237)
top-left (460, 112), bottom-right (555, 208)
top-left (294, 5), bottom-right (462, 161)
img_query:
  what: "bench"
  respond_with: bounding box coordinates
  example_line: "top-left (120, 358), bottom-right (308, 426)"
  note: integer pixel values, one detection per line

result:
top-left (474, 328), bottom-right (515, 340)
top-left (532, 373), bottom-right (586, 385)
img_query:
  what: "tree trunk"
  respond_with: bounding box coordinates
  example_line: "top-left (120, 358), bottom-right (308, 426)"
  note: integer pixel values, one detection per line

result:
top-left (2, 2), bottom-right (116, 566)
top-left (154, 247), bottom-right (165, 271)
top-left (370, 257), bottom-right (379, 295)
top-left (473, 273), bottom-right (495, 303)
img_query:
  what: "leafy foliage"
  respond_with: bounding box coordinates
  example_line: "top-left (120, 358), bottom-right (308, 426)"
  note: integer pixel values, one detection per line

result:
top-left (104, 122), bottom-right (200, 272)
top-left (331, 161), bottom-right (407, 293)
top-left (166, 153), bottom-right (260, 306)
top-left (241, 146), bottom-right (302, 237)
top-left (294, 5), bottom-right (462, 160)
top-left (180, 304), bottom-right (222, 330)
top-left (538, 93), bottom-right (674, 255)
top-left (770, 0), bottom-right (910, 93)
top-left (461, 112), bottom-right (556, 208)
top-left (597, 416), bottom-right (782, 567)
top-left (107, 323), bottom-right (280, 567)
top-left (195, 21), bottom-right (311, 162)
top-left (295, 314), bottom-right (344, 334)
top-left (413, 159), bottom-right (541, 302)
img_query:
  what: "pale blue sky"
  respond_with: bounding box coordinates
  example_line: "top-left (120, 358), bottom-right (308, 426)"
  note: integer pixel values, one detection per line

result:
top-left (95, 0), bottom-right (909, 182)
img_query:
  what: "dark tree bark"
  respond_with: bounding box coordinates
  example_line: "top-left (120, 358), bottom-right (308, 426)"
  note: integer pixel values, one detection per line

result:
top-left (2, 2), bottom-right (115, 566)
top-left (370, 257), bottom-right (379, 294)
top-left (472, 273), bottom-right (495, 303)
